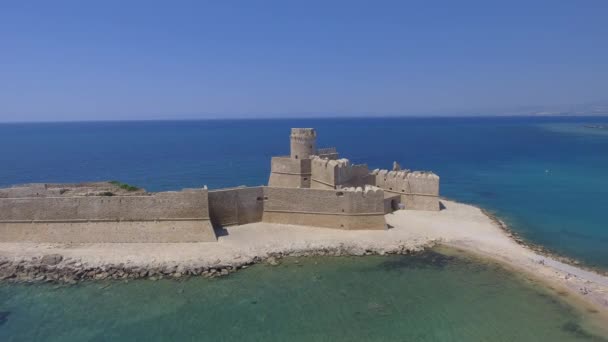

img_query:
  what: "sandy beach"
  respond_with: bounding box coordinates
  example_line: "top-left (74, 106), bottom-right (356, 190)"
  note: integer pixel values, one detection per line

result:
top-left (1, 199), bottom-right (607, 325)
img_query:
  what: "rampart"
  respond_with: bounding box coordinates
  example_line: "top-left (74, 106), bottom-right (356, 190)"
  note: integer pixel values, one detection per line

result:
top-left (262, 186), bottom-right (386, 230)
top-left (316, 147), bottom-right (339, 160)
top-left (0, 188), bottom-right (216, 243)
top-left (310, 156), bottom-right (371, 189)
top-left (208, 187), bottom-right (264, 227)
top-left (372, 169), bottom-right (440, 211)
top-left (268, 157), bottom-right (311, 188)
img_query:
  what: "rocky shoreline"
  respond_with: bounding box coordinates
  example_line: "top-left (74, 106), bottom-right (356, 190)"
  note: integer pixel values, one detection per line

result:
top-left (1, 203), bottom-right (607, 288)
top-left (480, 208), bottom-right (608, 277)
top-left (0, 244), bottom-right (432, 285)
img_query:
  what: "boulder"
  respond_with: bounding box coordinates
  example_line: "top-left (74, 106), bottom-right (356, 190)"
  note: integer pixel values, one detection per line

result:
top-left (40, 254), bottom-right (63, 266)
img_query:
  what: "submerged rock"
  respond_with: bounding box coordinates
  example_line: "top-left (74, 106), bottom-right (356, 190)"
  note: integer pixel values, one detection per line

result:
top-left (0, 311), bottom-right (9, 326)
top-left (266, 256), bottom-right (280, 266)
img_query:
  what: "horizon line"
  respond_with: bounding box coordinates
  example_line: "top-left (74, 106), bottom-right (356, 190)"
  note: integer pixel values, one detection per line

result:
top-left (1, 113), bottom-right (608, 124)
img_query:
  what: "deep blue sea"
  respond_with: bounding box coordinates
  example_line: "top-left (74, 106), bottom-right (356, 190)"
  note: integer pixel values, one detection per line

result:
top-left (2, 117), bottom-right (608, 341)
top-left (1, 117), bottom-right (607, 268)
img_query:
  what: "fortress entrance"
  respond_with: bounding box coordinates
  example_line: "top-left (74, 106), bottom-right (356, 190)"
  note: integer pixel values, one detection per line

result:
top-left (391, 199), bottom-right (400, 211)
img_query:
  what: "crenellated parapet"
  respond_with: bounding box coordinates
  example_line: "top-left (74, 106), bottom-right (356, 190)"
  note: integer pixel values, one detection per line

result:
top-left (371, 168), bottom-right (440, 211)
top-left (316, 147), bottom-right (339, 160)
top-left (310, 156), bottom-right (370, 189)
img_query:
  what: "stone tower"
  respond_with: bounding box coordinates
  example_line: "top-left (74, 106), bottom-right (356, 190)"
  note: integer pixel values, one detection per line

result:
top-left (290, 128), bottom-right (317, 160)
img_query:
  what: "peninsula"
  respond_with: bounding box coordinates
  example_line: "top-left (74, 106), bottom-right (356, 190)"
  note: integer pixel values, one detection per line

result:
top-left (0, 128), bottom-right (607, 325)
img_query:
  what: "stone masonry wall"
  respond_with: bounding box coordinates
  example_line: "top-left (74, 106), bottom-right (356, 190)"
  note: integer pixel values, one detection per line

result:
top-left (0, 189), bottom-right (216, 242)
top-left (310, 156), bottom-right (370, 189)
top-left (262, 186), bottom-right (386, 230)
top-left (208, 187), bottom-right (264, 227)
top-left (268, 157), bottom-right (311, 188)
top-left (372, 169), bottom-right (440, 211)
top-left (290, 128), bottom-right (317, 160)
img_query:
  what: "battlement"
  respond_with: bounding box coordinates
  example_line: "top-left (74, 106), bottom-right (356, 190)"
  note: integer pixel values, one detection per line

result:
top-left (311, 156), bottom-right (351, 168)
top-left (371, 169), bottom-right (440, 180)
top-left (338, 185), bottom-right (383, 196)
top-left (316, 147), bottom-right (337, 155)
top-left (316, 146), bottom-right (339, 160)
top-left (310, 156), bottom-right (370, 189)
top-left (371, 167), bottom-right (440, 211)
top-left (290, 128), bottom-right (317, 137)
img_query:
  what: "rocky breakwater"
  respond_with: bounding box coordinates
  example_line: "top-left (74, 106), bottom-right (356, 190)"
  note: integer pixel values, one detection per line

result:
top-left (0, 254), bottom-right (242, 284)
top-left (0, 243), bottom-right (432, 285)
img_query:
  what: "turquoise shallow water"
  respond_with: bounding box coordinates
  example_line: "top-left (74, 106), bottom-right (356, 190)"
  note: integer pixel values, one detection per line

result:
top-left (0, 251), bottom-right (606, 341)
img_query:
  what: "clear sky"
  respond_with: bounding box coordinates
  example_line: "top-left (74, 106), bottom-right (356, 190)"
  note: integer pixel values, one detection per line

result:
top-left (1, 0), bottom-right (607, 122)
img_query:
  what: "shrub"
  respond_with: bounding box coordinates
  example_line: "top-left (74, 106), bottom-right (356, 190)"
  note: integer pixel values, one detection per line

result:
top-left (108, 181), bottom-right (140, 192)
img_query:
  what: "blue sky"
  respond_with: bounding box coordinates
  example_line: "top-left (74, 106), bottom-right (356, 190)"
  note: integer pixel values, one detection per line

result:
top-left (1, 0), bottom-right (607, 122)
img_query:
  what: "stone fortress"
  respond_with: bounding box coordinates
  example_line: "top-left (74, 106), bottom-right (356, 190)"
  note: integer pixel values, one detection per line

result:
top-left (0, 128), bottom-right (440, 243)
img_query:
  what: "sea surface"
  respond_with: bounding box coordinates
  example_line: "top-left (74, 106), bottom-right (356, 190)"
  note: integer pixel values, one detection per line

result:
top-left (1, 116), bottom-right (608, 340)
top-left (0, 251), bottom-right (606, 342)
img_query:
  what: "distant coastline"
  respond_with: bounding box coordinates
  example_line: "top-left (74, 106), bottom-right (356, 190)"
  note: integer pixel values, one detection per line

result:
top-left (584, 124), bottom-right (608, 130)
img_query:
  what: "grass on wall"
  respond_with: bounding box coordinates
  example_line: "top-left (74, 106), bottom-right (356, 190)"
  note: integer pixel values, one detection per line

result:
top-left (108, 180), bottom-right (140, 192)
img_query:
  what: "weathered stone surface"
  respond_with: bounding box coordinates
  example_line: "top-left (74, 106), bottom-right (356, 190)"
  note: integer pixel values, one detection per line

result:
top-left (40, 254), bottom-right (63, 266)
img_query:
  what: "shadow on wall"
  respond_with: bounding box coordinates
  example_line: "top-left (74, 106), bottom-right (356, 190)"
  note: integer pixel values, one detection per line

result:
top-left (439, 201), bottom-right (446, 211)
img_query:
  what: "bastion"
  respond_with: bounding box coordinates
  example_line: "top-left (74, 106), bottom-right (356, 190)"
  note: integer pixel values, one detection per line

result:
top-left (0, 128), bottom-right (440, 243)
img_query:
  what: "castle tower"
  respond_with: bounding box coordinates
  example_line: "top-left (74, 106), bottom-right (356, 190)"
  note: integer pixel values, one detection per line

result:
top-left (290, 128), bottom-right (317, 160)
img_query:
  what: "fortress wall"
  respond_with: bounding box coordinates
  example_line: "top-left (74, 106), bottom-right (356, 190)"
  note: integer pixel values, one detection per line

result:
top-left (372, 170), bottom-right (440, 211)
top-left (0, 190), bottom-right (209, 221)
top-left (0, 189), bottom-right (215, 242)
top-left (0, 184), bottom-right (51, 198)
top-left (310, 157), bottom-right (337, 189)
top-left (316, 147), bottom-right (339, 160)
top-left (208, 187), bottom-right (264, 227)
top-left (310, 157), bottom-right (370, 189)
top-left (335, 160), bottom-right (354, 185)
top-left (383, 193), bottom-right (402, 214)
top-left (261, 212), bottom-right (385, 230)
top-left (342, 164), bottom-right (372, 187)
top-left (0, 221), bottom-right (215, 243)
top-left (262, 187), bottom-right (386, 230)
top-left (268, 157), bottom-right (311, 188)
